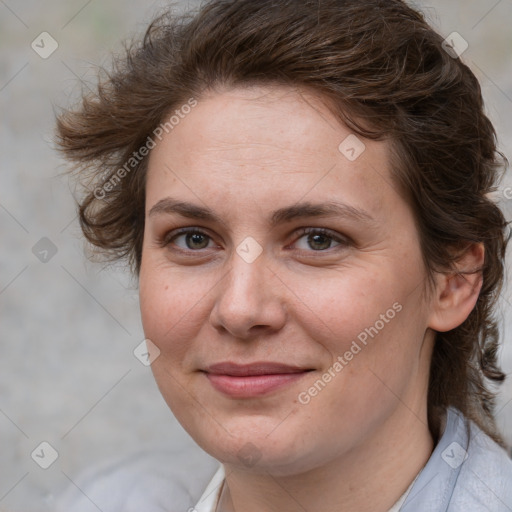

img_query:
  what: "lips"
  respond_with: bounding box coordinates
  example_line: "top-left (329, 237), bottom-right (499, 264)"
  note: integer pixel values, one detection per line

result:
top-left (203, 362), bottom-right (312, 398)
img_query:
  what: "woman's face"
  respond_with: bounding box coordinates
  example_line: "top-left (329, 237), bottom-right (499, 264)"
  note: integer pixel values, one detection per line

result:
top-left (139, 85), bottom-right (435, 475)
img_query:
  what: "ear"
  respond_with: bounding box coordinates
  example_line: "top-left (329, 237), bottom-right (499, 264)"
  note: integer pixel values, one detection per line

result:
top-left (427, 243), bottom-right (484, 333)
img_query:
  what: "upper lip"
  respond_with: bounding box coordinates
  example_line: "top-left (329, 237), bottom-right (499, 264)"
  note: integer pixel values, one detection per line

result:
top-left (204, 362), bottom-right (312, 376)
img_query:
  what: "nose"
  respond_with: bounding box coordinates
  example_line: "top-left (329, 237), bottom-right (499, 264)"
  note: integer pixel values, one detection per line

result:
top-left (209, 248), bottom-right (287, 340)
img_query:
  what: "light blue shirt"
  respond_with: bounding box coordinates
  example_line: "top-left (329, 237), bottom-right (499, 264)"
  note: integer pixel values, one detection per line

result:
top-left (56, 407), bottom-right (512, 511)
top-left (401, 407), bottom-right (512, 511)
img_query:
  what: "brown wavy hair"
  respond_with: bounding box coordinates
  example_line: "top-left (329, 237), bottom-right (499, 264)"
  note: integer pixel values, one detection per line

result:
top-left (55, 0), bottom-right (509, 445)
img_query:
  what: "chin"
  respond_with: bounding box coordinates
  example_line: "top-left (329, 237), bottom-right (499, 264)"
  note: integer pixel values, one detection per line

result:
top-left (188, 417), bottom-right (328, 476)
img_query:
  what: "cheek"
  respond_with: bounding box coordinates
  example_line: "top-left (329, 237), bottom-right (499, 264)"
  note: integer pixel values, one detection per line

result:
top-left (288, 266), bottom-right (399, 351)
top-left (296, 267), bottom-right (426, 406)
top-left (138, 260), bottom-right (212, 357)
top-left (288, 262), bottom-right (424, 407)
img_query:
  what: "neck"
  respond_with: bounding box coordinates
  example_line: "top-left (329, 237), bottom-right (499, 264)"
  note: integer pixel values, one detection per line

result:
top-left (217, 404), bottom-right (434, 512)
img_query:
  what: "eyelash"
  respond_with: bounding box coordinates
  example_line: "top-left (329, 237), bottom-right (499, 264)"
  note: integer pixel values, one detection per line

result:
top-left (161, 226), bottom-right (350, 255)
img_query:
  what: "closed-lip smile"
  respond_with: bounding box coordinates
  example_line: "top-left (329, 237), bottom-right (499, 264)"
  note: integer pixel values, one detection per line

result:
top-left (203, 362), bottom-right (313, 398)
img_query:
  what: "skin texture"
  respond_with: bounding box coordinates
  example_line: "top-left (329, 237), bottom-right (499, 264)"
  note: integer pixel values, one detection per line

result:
top-left (139, 85), bottom-right (484, 512)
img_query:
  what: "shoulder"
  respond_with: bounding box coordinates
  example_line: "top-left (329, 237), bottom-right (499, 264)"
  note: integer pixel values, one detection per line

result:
top-left (450, 412), bottom-right (512, 511)
top-left (55, 445), bottom-right (220, 512)
top-left (402, 407), bottom-right (512, 512)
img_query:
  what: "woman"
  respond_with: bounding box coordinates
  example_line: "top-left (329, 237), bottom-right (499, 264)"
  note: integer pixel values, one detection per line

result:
top-left (55, 0), bottom-right (512, 510)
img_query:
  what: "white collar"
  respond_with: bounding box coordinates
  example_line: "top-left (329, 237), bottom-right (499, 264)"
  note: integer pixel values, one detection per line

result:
top-left (193, 464), bottom-right (225, 512)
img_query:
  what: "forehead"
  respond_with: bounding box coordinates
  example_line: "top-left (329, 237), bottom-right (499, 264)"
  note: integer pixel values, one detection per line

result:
top-left (145, 84), bottom-right (398, 218)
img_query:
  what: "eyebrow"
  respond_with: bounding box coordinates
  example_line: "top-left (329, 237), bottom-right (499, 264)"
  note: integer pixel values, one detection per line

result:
top-left (148, 197), bottom-right (374, 227)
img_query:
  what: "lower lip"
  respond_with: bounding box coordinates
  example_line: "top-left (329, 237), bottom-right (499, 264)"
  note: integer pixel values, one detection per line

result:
top-left (205, 372), bottom-right (309, 398)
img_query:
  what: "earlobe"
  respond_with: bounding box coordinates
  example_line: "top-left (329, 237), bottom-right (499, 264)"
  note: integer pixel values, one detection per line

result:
top-left (428, 243), bottom-right (484, 333)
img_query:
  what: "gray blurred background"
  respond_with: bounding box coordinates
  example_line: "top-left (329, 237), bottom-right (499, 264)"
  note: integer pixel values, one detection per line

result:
top-left (1, 1), bottom-right (511, 510)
